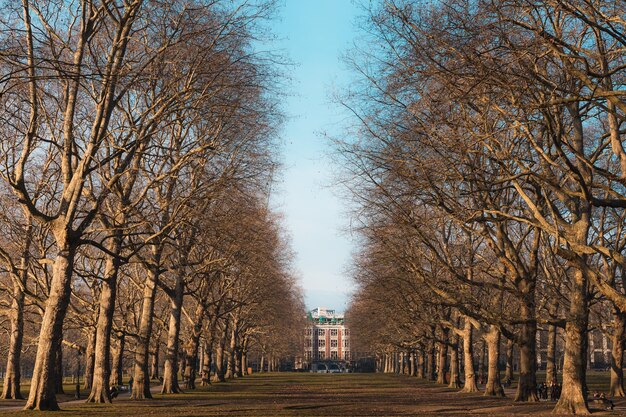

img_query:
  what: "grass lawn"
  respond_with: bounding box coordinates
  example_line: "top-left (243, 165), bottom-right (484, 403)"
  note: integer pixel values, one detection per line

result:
top-left (0, 372), bottom-right (623, 416)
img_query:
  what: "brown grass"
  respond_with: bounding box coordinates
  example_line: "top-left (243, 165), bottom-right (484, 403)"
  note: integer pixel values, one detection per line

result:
top-left (0, 372), bottom-right (624, 416)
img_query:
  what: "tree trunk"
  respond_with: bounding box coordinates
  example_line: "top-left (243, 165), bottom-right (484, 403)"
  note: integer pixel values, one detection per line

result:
top-left (416, 350), bottom-right (425, 378)
top-left (184, 331), bottom-right (201, 389)
top-left (437, 342), bottom-right (448, 384)
top-left (427, 340), bottom-right (436, 381)
top-left (460, 317), bottom-right (478, 392)
top-left (161, 272), bottom-right (184, 394)
top-left (55, 344), bottom-right (64, 394)
top-left (546, 322), bottom-right (557, 385)
top-left (150, 344), bottom-right (160, 380)
top-left (259, 354), bottom-right (265, 373)
top-left (225, 319), bottom-right (238, 379)
top-left (111, 331), bottom-right (125, 387)
top-left (86, 233), bottom-right (122, 403)
top-left (213, 322), bottom-right (228, 382)
top-left (610, 309), bottom-right (626, 397)
top-left (461, 317), bottom-right (478, 392)
top-left (83, 327), bottom-right (97, 390)
top-left (449, 331), bottom-right (461, 389)
top-left (24, 247), bottom-right (75, 410)
top-left (2, 282), bottom-right (25, 400)
top-left (484, 326), bottom-right (504, 396)
top-left (1, 221), bottom-right (31, 400)
top-left (201, 342), bottom-right (212, 386)
top-left (514, 305), bottom-right (538, 402)
top-left (554, 269), bottom-right (590, 414)
top-left (131, 262), bottom-right (160, 400)
top-left (505, 337), bottom-right (514, 383)
top-left (437, 326), bottom-right (449, 384)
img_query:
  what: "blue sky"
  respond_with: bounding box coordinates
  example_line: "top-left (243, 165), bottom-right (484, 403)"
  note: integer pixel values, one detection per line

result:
top-left (270, 1), bottom-right (360, 312)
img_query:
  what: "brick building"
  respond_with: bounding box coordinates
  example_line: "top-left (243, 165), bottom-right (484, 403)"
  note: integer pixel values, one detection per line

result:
top-left (304, 307), bottom-right (351, 365)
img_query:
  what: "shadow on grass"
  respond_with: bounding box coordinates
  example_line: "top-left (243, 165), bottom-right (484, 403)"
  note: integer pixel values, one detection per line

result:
top-left (284, 404), bottom-right (333, 410)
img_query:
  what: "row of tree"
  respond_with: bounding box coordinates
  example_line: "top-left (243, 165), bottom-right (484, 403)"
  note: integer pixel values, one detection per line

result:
top-left (0, 0), bottom-right (303, 411)
top-left (340, 0), bottom-right (626, 414)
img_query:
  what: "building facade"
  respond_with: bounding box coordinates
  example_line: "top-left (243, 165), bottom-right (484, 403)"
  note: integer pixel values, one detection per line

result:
top-left (304, 307), bottom-right (351, 364)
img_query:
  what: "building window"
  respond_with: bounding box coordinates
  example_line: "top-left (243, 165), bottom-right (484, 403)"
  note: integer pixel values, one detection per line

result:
top-left (318, 351), bottom-right (325, 360)
top-left (305, 339), bottom-right (311, 347)
top-left (343, 340), bottom-right (349, 348)
top-left (318, 339), bottom-right (326, 347)
top-left (344, 351), bottom-right (350, 360)
top-left (305, 351), bottom-right (311, 360)
top-left (317, 328), bottom-right (325, 337)
top-left (331, 339), bottom-right (338, 348)
top-left (305, 328), bottom-right (312, 336)
top-left (330, 351), bottom-right (338, 360)
top-left (343, 329), bottom-right (349, 336)
top-left (330, 329), bottom-right (338, 336)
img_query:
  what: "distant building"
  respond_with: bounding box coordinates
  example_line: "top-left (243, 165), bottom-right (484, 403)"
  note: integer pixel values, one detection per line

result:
top-left (304, 307), bottom-right (351, 366)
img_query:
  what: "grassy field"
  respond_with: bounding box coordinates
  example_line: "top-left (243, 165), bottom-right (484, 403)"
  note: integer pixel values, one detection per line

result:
top-left (0, 372), bottom-right (624, 416)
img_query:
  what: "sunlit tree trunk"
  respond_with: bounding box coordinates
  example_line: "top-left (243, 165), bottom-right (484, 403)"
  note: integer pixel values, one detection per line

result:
top-left (546, 322), bottom-right (557, 385)
top-left (1, 220), bottom-right (31, 400)
top-left (554, 267), bottom-right (590, 414)
top-left (484, 326), bottom-right (504, 396)
top-left (161, 272), bottom-right (184, 394)
top-left (25, 246), bottom-right (75, 410)
top-left (87, 232), bottom-right (122, 403)
top-left (131, 260), bottom-right (160, 400)
top-left (449, 331), bottom-right (461, 389)
top-left (83, 327), bottom-right (97, 390)
top-left (460, 317), bottom-right (478, 393)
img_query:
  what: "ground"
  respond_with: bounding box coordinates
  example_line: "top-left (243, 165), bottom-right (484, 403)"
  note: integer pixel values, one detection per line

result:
top-left (0, 373), bottom-right (625, 416)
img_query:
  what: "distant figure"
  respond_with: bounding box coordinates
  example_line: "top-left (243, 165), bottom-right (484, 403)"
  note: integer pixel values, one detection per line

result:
top-left (128, 376), bottom-right (134, 393)
top-left (110, 385), bottom-right (119, 399)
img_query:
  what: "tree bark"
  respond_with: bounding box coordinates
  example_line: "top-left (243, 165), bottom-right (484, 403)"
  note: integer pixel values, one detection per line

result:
top-left (546, 322), bottom-right (558, 385)
top-left (131, 261), bottom-right (160, 400)
top-left (610, 309), bottom-right (626, 397)
top-left (184, 331), bottom-right (201, 389)
top-left (1, 220), bottom-right (32, 400)
top-left (225, 318), bottom-right (238, 379)
top-left (111, 331), bottom-right (125, 387)
top-left (55, 344), bottom-right (64, 395)
top-left (514, 305), bottom-right (538, 402)
top-left (416, 350), bottom-right (424, 378)
top-left (460, 317), bottom-right (478, 393)
top-left (161, 270), bottom-right (184, 393)
top-left (83, 326), bottom-right (97, 390)
top-left (24, 247), bottom-right (75, 410)
top-left (505, 337), bottom-right (514, 383)
top-left (201, 342), bottom-right (212, 385)
top-left (213, 321), bottom-right (229, 382)
top-left (554, 268), bottom-right (590, 414)
top-left (150, 345), bottom-right (160, 380)
top-left (437, 327), bottom-right (449, 384)
top-left (484, 326), bottom-right (504, 396)
top-left (449, 331), bottom-right (461, 389)
top-left (2, 286), bottom-right (25, 400)
top-left (426, 340), bottom-right (436, 381)
top-left (86, 233), bottom-right (122, 403)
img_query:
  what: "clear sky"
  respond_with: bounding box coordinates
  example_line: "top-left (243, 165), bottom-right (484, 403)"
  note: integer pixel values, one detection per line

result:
top-left (270, 1), bottom-right (360, 312)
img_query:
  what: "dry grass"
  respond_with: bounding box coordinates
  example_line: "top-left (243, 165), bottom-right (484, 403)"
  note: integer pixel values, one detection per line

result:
top-left (0, 372), bottom-right (624, 416)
